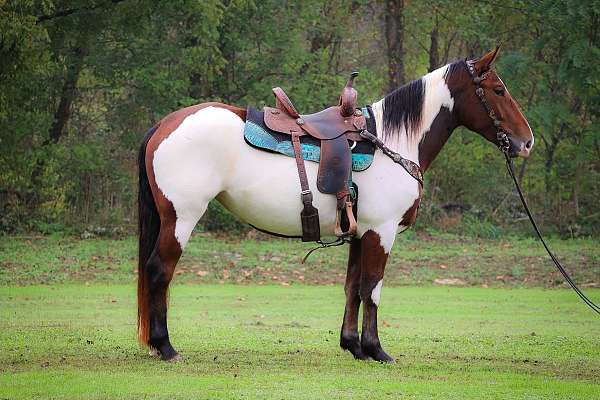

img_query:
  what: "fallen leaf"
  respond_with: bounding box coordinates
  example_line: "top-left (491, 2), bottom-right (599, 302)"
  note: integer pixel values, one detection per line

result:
top-left (433, 278), bottom-right (466, 286)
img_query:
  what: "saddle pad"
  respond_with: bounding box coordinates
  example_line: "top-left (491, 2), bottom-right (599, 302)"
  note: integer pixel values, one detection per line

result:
top-left (244, 107), bottom-right (377, 172)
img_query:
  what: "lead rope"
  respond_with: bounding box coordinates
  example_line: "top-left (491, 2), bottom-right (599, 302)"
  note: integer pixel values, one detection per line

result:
top-left (502, 147), bottom-right (600, 315)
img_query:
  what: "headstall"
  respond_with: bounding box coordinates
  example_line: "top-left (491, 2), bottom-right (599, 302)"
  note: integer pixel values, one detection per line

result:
top-left (465, 60), bottom-right (511, 154)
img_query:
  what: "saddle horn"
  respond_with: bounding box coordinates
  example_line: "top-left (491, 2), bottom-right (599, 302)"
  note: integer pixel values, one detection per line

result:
top-left (339, 72), bottom-right (359, 118)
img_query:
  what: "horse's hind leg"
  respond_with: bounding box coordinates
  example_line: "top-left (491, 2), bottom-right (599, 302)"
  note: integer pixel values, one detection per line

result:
top-left (145, 221), bottom-right (182, 361)
top-left (340, 238), bottom-right (369, 360)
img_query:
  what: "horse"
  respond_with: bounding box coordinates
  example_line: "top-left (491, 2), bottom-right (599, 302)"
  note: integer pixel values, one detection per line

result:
top-left (136, 48), bottom-right (534, 363)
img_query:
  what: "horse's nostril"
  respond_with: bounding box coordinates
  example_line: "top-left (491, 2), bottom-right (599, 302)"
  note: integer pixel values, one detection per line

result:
top-left (525, 140), bottom-right (532, 149)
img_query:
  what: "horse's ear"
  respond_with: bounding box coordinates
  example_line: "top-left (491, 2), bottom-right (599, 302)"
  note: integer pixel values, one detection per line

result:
top-left (473, 46), bottom-right (501, 74)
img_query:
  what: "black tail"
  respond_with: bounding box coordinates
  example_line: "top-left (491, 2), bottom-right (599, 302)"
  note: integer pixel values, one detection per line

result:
top-left (137, 124), bottom-right (161, 345)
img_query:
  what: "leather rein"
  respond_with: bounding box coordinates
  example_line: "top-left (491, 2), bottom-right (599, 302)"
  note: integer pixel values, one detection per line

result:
top-left (466, 60), bottom-right (600, 315)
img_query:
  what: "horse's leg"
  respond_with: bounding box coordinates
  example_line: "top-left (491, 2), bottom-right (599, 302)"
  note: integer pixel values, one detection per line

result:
top-left (145, 218), bottom-right (182, 361)
top-left (145, 199), bottom-right (208, 361)
top-left (359, 230), bottom-right (394, 362)
top-left (340, 238), bottom-right (369, 359)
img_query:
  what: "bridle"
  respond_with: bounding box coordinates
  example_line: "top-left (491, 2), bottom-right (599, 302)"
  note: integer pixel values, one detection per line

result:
top-left (467, 60), bottom-right (600, 315)
top-left (466, 60), bottom-right (512, 153)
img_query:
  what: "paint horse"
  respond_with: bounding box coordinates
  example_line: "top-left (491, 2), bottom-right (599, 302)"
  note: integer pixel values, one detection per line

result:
top-left (137, 48), bottom-right (534, 362)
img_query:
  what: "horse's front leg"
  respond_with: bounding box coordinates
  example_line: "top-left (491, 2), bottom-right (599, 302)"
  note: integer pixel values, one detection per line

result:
top-left (359, 230), bottom-right (394, 362)
top-left (340, 238), bottom-right (369, 360)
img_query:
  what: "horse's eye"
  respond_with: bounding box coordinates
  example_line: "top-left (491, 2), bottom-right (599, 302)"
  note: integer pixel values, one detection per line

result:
top-left (494, 87), bottom-right (505, 96)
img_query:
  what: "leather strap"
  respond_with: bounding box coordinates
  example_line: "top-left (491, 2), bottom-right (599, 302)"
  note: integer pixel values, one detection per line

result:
top-left (291, 131), bottom-right (321, 242)
top-left (359, 129), bottom-right (423, 186)
top-left (291, 131), bottom-right (311, 201)
top-left (272, 87), bottom-right (300, 118)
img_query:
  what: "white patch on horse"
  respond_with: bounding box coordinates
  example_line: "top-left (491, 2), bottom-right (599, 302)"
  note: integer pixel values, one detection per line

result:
top-left (152, 107), bottom-right (243, 248)
top-left (371, 279), bottom-right (383, 306)
top-left (371, 221), bottom-right (398, 254)
top-left (420, 65), bottom-right (454, 141)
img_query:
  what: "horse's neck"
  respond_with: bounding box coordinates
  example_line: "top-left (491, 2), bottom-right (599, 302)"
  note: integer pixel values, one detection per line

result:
top-left (371, 65), bottom-right (458, 172)
top-left (417, 107), bottom-right (457, 171)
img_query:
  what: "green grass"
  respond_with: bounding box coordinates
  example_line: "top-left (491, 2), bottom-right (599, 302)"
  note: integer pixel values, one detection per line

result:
top-left (1, 284), bottom-right (599, 399)
top-left (1, 234), bottom-right (598, 398)
top-left (1, 232), bottom-right (598, 287)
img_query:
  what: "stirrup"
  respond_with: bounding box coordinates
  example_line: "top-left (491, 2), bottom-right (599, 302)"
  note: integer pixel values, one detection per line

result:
top-left (334, 200), bottom-right (357, 238)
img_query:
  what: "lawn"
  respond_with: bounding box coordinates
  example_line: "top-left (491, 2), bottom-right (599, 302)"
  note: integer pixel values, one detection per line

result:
top-left (1, 284), bottom-right (599, 399)
top-left (1, 233), bottom-right (599, 399)
top-left (1, 232), bottom-right (598, 287)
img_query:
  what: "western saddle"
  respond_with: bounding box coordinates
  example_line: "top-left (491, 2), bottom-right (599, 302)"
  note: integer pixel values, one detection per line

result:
top-left (263, 73), bottom-right (369, 242)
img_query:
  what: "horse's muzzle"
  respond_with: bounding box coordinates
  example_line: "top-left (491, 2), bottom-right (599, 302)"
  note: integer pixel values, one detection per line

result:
top-left (508, 136), bottom-right (531, 158)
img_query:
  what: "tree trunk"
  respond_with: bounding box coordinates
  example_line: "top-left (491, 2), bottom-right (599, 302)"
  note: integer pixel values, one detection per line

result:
top-left (28, 35), bottom-right (88, 209)
top-left (48, 41), bottom-right (88, 144)
top-left (573, 164), bottom-right (582, 217)
top-left (383, 0), bottom-right (405, 90)
top-left (428, 12), bottom-right (439, 72)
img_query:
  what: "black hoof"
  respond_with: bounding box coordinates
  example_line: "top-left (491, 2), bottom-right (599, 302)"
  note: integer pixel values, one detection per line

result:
top-left (340, 334), bottom-right (370, 360)
top-left (158, 346), bottom-right (179, 361)
top-left (362, 342), bottom-right (395, 363)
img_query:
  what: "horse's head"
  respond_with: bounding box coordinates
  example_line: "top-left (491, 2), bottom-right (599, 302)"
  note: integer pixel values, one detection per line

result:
top-left (451, 47), bottom-right (534, 157)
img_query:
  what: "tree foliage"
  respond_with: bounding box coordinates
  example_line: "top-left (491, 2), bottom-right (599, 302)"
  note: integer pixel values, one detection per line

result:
top-left (0, 0), bottom-right (598, 235)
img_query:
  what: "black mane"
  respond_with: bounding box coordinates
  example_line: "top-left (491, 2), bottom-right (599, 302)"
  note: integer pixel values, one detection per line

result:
top-left (382, 61), bottom-right (467, 142)
top-left (382, 78), bottom-right (425, 140)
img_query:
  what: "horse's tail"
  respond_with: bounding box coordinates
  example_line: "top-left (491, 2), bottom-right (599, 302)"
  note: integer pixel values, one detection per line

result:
top-left (137, 124), bottom-right (160, 346)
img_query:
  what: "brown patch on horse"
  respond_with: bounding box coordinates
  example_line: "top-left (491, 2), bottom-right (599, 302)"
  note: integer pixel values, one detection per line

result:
top-left (418, 107), bottom-right (457, 172)
top-left (400, 184), bottom-right (423, 227)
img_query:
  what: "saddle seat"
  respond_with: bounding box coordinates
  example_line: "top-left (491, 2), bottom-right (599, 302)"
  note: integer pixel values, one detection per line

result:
top-left (261, 73), bottom-right (368, 242)
top-left (263, 73), bottom-right (367, 194)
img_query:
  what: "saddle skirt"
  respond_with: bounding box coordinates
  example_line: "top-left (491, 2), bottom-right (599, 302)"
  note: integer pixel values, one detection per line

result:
top-left (244, 107), bottom-right (377, 174)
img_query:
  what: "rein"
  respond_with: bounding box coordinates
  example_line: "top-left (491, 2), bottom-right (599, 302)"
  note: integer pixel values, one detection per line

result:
top-left (467, 60), bottom-right (600, 315)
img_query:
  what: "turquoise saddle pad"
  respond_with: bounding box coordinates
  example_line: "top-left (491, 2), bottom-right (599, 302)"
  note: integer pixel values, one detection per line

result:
top-left (243, 107), bottom-right (375, 171)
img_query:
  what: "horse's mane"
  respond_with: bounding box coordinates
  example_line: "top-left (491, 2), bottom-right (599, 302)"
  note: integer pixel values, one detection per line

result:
top-left (382, 78), bottom-right (424, 140)
top-left (382, 59), bottom-right (467, 143)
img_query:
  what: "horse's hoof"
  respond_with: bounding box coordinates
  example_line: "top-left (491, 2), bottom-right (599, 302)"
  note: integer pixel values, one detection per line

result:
top-left (371, 351), bottom-right (395, 363)
top-left (362, 343), bottom-right (395, 363)
top-left (341, 335), bottom-right (371, 360)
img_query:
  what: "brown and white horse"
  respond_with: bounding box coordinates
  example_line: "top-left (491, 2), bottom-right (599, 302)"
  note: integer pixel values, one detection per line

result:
top-left (137, 48), bottom-right (534, 362)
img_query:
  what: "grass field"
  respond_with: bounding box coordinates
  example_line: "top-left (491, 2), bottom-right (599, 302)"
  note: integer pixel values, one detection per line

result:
top-left (1, 233), bottom-right (599, 399)
top-left (1, 232), bottom-right (598, 287)
top-left (1, 285), bottom-right (599, 399)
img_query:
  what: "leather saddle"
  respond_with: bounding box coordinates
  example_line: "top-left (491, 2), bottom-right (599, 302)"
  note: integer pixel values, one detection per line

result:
top-left (262, 73), bottom-right (368, 242)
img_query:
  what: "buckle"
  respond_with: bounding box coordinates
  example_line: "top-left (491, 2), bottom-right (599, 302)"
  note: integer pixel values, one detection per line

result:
top-left (300, 190), bottom-right (313, 204)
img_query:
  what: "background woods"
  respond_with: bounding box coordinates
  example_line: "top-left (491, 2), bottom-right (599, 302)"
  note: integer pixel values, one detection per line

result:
top-left (1, 0), bottom-right (599, 236)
